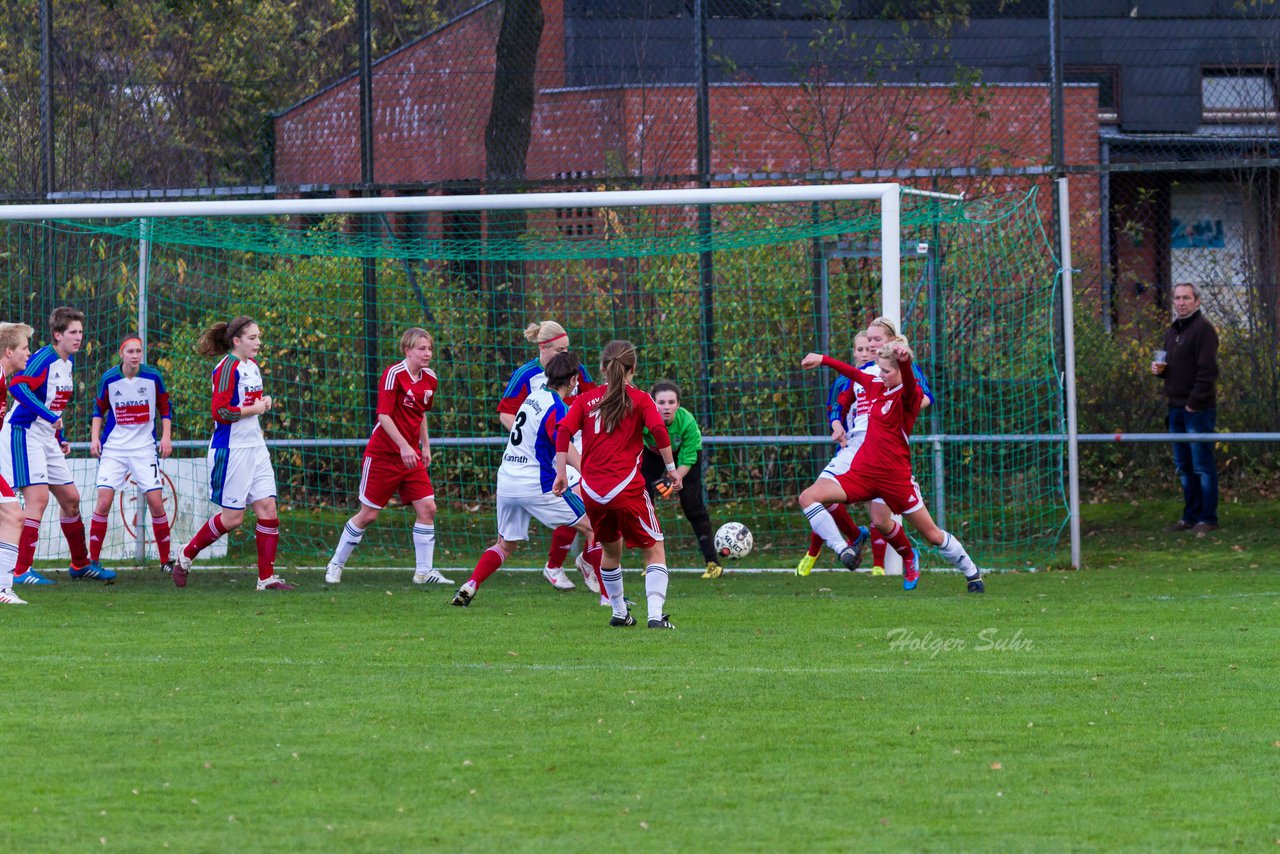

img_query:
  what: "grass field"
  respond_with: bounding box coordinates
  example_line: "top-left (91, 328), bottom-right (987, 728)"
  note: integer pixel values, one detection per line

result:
top-left (4, 500), bottom-right (1277, 851)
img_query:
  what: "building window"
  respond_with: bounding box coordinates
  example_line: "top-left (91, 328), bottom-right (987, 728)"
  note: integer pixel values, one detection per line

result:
top-left (1065, 67), bottom-right (1119, 120)
top-left (1202, 70), bottom-right (1277, 121)
top-left (555, 170), bottom-right (596, 238)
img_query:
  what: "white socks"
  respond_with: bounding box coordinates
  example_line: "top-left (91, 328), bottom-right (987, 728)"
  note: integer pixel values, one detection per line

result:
top-left (0, 541), bottom-right (16, 589)
top-left (412, 524), bottom-right (436, 572)
top-left (938, 532), bottom-right (979, 578)
top-left (803, 503), bottom-right (847, 553)
top-left (644, 564), bottom-right (668, 622)
top-left (331, 519), bottom-right (365, 566)
top-left (601, 567), bottom-right (626, 617)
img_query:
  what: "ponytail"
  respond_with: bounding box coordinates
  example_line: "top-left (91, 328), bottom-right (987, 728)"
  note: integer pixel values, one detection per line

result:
top-left (197, 315), bottom-right (255, 357)
top-left (524, 320), bottom-right (567, 346)
top-left (595, 339), bottom-right (637, 433)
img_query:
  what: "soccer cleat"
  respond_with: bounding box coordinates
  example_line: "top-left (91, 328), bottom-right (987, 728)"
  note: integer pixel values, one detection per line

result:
top-left (647, 614), bottom-right (676, 629)
top-left (324, 563), bottom-right (343, 584)
top-left (849, 526), bottom-right (870, 565)
top-left (837, 546), bottom-right (862, 571)
top-left (609, 609), bottom-right (637, 627)
top-left (0, 587), bottom-right (28, 605)
top-left (161, 560), bottom-right (176, 576)
top-left (871, 565), bottom-right (886, 576)
top-left (413, 569), bottom-right (453, 585)
top-left (795, 552), bottom-right (818, 577)
top-left (69, 561), bottom-right (117, 582)
top-left (451, 581), bottom-right (476, 607)
top-left (599, 594), bottom-right (612, 607)
top-left (542, 565), bottom-right (575, 590)
top-left (173, 554), bottom-right (192, 588)
top-left (903, 548), bottom-right (921, 591)
top-left (967, 577), bottom-right (985, 594)
top-left (575, 553), bottom-right (600, 593)
top-left (256, 575), bottom-right (295, 591)
top-left (13, 569), bottom-right (54, 586)
top-left (701, 561), bottom-right (724, 580)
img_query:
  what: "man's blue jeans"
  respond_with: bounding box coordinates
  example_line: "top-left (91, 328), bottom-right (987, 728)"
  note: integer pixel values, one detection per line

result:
top-left (1169, 406), bottom-right (1218, 526)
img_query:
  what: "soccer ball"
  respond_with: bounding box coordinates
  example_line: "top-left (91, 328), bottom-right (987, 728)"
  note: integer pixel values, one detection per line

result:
top-left (714, 522), bottom-right (753, 560)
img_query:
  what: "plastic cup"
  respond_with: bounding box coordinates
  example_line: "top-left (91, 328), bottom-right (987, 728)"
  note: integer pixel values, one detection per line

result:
top-left (1153, 349), bottom-right (1167, 365)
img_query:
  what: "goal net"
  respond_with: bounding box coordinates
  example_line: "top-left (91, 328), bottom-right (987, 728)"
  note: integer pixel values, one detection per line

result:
top-left (0, 184), bottom-right (1065, 571)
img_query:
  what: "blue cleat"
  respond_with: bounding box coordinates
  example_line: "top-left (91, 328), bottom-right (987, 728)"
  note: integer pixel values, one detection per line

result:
top-left (69, 561), bottom-right (117, 582)
top-left (902, 548), bottom-right (921, 591)
top-left (13, 569), bottom-right (55, 585)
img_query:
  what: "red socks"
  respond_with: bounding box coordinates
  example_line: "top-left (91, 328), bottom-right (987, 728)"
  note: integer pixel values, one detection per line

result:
top-left (15, 519), bottom-right (39, 574)
top-left (61, 514), bottom-right (89, 569)
top-left (881, 521), bottom-right (913, 561)
top-left (828, 503), bottom-right (860, 542)
top-left (546, 525), bottom-right (576, 569)
top-left (152, 513), bottom-right (172, 564)
top-left (185, 514), bottom-right (230, 560)
top-left (255, 518), bottom-right (279, 581)
top-left (583, 539), bottom-right (605, 591)
top-left (806, 532), bottom-right (823, 558)
top-left (89, 512), bottom-right (110, 562)
top-left (870, 527), bottom-right (887, 567)
top-left (468, 546), bottom-right (506, 587)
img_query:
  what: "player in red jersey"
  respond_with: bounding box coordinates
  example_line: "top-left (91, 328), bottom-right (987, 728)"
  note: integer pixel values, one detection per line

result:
top-left (553, 340), bottom-right (682, 628)
top-left (798, 339), bottom-right (984, 593)
top-left (497, 320), bottom-right (599, 590)
top-left (324, 327), bottom-right (451, 586)
top-left (0, 322), bottom-right (35, 604)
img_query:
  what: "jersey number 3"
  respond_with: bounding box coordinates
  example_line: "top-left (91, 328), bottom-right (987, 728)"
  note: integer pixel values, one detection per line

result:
top-left (510, 410), bottom-right (527, 445)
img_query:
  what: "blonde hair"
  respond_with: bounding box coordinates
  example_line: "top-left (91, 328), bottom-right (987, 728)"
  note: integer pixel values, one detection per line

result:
top-left (524, 320), bottom-right (567, 346)
top-left (399, 327), bottom-right (433, 352)
top-left (868, 316), bottom-right (899, 340)
top-left (596, 339), bottom-right (637, 433)
top-left (877, 340), bottom-right (914, 361)
top-left (0, 321), bottom-right (34, 355)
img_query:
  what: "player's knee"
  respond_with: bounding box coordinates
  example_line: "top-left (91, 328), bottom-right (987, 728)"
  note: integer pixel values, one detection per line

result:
top-left (415, 499), bottom-right (437, 523)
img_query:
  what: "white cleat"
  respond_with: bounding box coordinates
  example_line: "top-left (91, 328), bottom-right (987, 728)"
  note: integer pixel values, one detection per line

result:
top-left (324, 563), bottom-right (343, 584)
top-left (256, 575), bottom-right (296, 591)
top-left (575, 553), bottom-right (600, 593)
top-left (0, 587), bottom-right (28, 605)
top-left (542, 565), bottom-right (575, 590)
top-left (413, 569), bottom-right (453, 585)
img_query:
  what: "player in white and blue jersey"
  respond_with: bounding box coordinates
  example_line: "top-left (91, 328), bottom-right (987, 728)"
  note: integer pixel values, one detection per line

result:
top-left (87, 336), bottom-right (174, 576)
top-left (453, 351), bottom-right (603, 607)
top-left (0, 306), bottom-right (110, 584)
top-left (174, 315), bottom-right (291, 591)
top-left (496, 320), bottom-right (599, 590)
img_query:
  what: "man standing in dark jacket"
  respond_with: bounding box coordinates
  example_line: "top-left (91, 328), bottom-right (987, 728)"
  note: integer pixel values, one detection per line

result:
top-left (1151, 282), bottom-right (1219, 533)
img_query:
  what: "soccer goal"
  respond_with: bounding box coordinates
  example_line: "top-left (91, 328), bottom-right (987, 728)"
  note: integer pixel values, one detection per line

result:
top-left (0, 183), bottom-right (1066, 570)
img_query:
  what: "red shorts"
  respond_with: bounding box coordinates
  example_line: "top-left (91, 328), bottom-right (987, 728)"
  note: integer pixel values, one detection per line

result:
top-left (358, 454), bottom-right (433, 509)
top-left (827, 467), bottom-right (925, 516)
top-left (0, 474), bottom-right (15, 503)
top-left (585, 488), bottom-right (664, 550)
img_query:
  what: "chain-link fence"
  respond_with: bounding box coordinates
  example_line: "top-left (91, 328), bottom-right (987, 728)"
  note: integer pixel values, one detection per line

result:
top-left (4, 0), bottom-right (1280, 500)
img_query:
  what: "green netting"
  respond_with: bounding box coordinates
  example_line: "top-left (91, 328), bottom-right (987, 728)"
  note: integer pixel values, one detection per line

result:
top-left (1, 186), bottom-right (1066, 572)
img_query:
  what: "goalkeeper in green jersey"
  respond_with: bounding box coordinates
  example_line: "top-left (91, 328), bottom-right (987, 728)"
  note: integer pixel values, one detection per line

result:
top-left (642, 380), bottom-right (722, 579)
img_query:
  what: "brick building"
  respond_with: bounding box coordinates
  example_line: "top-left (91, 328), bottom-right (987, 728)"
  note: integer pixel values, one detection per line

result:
top-left (274, 1), bottom-right (1280, 324)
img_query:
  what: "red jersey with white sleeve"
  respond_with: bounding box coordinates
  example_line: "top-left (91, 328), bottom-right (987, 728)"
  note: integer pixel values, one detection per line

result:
top-left (366, 360), bottom-right (437, 459)
top-left (555, 384), bottom-right (671, 504)
top-left (822, 354), bottom-right (923, 478)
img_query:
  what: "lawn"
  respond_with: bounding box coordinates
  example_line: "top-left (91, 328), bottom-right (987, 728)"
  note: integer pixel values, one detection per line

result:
top-left (3, 500), bottom-right (1277, 851)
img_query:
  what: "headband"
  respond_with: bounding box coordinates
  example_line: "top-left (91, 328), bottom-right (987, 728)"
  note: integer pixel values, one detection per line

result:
top-left (119, 336), bottom-right (142, 354)
top-left (541, 332), bottom-right (568, 345)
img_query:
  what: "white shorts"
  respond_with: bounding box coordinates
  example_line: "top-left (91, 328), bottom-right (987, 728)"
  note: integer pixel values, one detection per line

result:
top-left (496, 490), bottom-right (585, 542)
top-left (209, 445), bottom-right (277, 510)
top-left (0, 423), bottom-right (73, 488)
top-left (96, 451), bottom-right (163, 493)
top-left (820, 432), bottom-right (866, 480)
